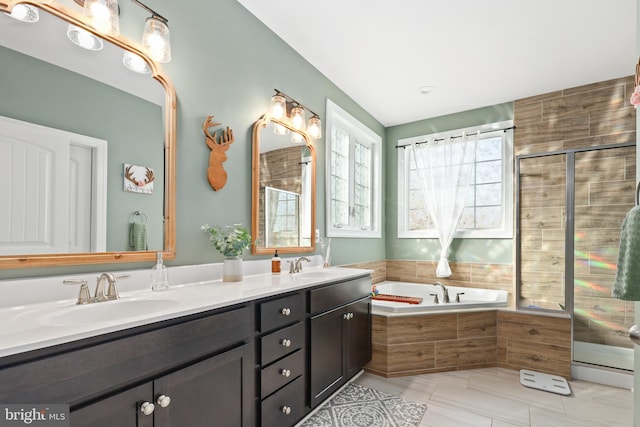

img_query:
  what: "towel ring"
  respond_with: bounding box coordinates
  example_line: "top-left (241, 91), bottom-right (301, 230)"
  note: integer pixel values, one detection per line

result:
top-left (130, 211), bottom-right (147, 224)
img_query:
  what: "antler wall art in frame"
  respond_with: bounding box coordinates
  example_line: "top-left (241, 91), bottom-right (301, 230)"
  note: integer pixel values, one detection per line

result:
top-left (124, 163), bottom-right (155, 194)
top-left (203, 115), bottom-right (235, 191)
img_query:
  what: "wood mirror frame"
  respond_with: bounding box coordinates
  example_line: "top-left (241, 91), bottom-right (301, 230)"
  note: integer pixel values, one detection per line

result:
top-left (251, 115), bottom-right (316, 255)
top-left (0, 0), bottom-right (176, 269)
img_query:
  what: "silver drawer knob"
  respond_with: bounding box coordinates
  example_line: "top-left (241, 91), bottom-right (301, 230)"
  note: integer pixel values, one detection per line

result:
top-left (156, 394), bottom-right (171, 408)
top-left (281, 368), bottom-right (291, 377)
top-left (281, 338), bottom-right (291, 347)
top-left (281, 405), bottom-right (292, 415)
top-left (281, 308), bottom-right (291, 316)
top-left (140, 402), bottom-right (155, 416)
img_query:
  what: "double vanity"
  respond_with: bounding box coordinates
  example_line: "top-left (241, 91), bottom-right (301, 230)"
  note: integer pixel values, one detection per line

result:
top-left (0, 265), bottom-right (372, 426)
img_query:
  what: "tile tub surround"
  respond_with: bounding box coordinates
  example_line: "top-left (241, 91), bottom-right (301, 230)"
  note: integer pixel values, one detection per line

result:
top-left (367, 309), bottom-right (571, 379)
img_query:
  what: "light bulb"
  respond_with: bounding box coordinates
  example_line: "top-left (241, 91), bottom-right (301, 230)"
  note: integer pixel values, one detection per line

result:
top-left (307, 116), bottom-right (322, 139)
top-left (123, 51), bottom-right (151, 74)
top-left (6, 4), bottom-right (39, 22)
top-left (270, 95), bottom-right (286, 119)
top-left (82, 0), bottom-right (119, 36)
top-left (67, 24), bottom-right (104, 51)
top-left (273, 123), bottom-right (288, 135)
top-left (291, 132), bottom-right (304, 143)
top-left (142, 16), bottom-right (171, 63)
top-left (291, 106), bottom-right (305, 130)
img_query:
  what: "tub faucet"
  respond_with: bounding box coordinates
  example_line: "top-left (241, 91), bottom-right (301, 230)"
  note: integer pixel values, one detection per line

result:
top-left (434, 282), bottom-right (450, 303)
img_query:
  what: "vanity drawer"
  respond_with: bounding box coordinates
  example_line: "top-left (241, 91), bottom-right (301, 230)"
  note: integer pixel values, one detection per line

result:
top-left (309, 276), bottom-right (371, 315)
top-left (260, 322), bottom-right (305, 366)
top-left (261, 375), bottom-right (305, 427)
top-left (258, 292), bottom-right (304, 333)
top-left (261, 349), bottom-right (304, 399)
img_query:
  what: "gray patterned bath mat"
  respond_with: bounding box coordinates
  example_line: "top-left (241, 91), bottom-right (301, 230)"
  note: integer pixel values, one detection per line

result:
top-left (298, 382), bottom-right (427, 427)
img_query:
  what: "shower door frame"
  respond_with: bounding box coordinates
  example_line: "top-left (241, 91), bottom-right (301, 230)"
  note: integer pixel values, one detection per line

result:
top-left (515, 141), bottom-right (635, 367)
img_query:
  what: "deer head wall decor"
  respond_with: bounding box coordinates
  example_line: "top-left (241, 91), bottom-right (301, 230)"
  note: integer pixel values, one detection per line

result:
top-left (203, 115), bottom-right (235, 191)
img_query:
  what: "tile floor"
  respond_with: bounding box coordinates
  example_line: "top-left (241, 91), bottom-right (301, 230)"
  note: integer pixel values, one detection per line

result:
top-left (354, 368), bottom-right (633, 427)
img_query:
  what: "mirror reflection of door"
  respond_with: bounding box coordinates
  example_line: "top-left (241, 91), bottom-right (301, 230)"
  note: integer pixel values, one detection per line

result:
top-left (265, 186), bottom-right (300, 247)
top-left (0, 116), bottom-right (107, 254)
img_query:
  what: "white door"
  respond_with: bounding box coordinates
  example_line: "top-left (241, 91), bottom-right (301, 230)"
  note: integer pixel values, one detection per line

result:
top-left (0, 116), bottom-right (107, 254)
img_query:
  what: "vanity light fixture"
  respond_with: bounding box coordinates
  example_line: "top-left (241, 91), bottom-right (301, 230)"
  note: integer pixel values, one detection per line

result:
top-left (67, 24), bottom-right (104, 51)
top-left (5, 4), bottom-right (39, 22)
top-left (122, 50), bottom-right (151, 74)
top-left (69, 0), bottom-right (172, 64)
top-left (269, 89), bottom-right (322, 139)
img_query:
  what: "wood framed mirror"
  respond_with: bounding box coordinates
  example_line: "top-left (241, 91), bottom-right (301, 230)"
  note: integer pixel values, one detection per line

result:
top-left (251, 115), bottom-right (315, 254)
top-left (0, 0), bottom-right (176, 269)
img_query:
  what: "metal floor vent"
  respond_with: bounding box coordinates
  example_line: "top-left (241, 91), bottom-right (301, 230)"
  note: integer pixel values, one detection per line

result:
top-left (519, 369), bottom-right (572, 396)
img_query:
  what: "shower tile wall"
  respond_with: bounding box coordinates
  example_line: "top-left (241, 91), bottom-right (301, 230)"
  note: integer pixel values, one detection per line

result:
top-left (514, 75), bottom-right (636, 349)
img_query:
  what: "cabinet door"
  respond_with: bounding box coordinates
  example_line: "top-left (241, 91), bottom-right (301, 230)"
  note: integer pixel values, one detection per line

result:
top-left (70, 383), bottom-right (153, 427)
top-left (309, 308), bottom-right (345, 408)
top-left (346, 298), bottom-right (372, 378)
top-left (154, 343), bottom-right (254, 427)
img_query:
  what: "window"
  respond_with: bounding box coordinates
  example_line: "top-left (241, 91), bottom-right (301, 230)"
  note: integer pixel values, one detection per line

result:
top-left (326, 99), bottom-right (381, 238)
top-left (397, 121), bottom-right (513, 239)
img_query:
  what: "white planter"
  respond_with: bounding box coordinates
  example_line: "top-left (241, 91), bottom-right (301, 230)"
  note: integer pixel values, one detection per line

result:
top-left (223, 257), bottom-right (243, 282)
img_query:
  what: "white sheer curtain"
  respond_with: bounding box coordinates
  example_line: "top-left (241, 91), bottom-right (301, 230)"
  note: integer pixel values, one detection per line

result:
top-left (411, 132), bottom-right (477, 277)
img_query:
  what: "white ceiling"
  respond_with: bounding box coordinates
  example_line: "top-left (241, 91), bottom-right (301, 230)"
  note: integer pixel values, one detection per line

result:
top-left (237, 0), bottom-right (637, 127)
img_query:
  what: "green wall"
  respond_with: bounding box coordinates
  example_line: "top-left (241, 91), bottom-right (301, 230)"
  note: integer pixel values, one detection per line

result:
top-left (0, 45), bottom-right (164, 254)
top-left (384, 103), bottom-right (514, 264)
top-left (1, 0), bottom-right (387, 278)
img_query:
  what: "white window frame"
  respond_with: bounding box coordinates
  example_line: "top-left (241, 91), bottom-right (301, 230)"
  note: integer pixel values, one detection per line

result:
top-left (397, 120), bottom-right (514, 239)
top-left (325, 99), bottom-right (382, 238)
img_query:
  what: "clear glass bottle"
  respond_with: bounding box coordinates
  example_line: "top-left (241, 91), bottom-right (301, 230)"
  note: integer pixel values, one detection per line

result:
top-left (151, 251), bottom-right (169, 291)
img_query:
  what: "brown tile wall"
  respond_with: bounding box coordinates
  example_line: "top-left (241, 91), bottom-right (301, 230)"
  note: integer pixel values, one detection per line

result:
top-left (367, 309), bottom-right (572, 379)
top-left (515, 76), bottom-right (636, 347)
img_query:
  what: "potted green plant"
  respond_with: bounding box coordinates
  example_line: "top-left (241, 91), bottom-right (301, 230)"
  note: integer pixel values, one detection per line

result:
top-left (201, 224), bottom-right (251, 281)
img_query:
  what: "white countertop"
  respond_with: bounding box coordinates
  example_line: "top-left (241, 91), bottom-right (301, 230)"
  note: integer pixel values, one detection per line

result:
top-left (0, 266), bottom-right (371, 358)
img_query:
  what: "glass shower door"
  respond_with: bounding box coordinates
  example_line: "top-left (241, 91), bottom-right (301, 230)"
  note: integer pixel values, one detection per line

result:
top-left (573, 147), bottom-right (635, 370)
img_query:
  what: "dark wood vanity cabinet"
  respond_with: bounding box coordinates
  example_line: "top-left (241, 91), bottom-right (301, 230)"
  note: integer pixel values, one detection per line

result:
top-left (308, 277), bottom-right (372, 408)
top-left (0, 305), bottom-right (255, 427)
top-left (256, 292), bottom-right (306, 427)
top-left (0, 273), bottom-right (372, 427)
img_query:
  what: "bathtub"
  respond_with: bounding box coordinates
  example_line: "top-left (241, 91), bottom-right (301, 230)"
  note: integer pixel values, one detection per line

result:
top-left (371, 281), bottom-right (508, 314)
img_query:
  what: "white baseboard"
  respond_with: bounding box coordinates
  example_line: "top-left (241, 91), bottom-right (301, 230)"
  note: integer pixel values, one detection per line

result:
top-left (571, 363), bottom-right (634, 390)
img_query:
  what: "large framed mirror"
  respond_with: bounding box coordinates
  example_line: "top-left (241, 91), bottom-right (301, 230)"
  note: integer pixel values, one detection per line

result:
top-left (251, 115), bottom-right (315, 254)
top-left (0, 0), bottom-right (176, 268)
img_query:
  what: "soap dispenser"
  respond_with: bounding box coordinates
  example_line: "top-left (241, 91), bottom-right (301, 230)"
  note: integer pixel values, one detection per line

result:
top-left (151, 251), bottom-right (169, 291)
top-left (271, 250), bottom-right (281, 273)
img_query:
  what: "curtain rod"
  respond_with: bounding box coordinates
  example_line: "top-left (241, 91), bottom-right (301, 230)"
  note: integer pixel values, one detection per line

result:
top-left (395, 125), bottom-right (516, 149)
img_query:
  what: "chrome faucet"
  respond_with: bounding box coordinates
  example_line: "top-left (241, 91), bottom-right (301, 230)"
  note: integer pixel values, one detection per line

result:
top-left (63, 273), bottom-right (129, 304)
top-left (434, 282), bottom-right (450, 303)
top-left (288, 257), bottom-right (311, 273)
top-left (95, 272), bottom-right (118, 302)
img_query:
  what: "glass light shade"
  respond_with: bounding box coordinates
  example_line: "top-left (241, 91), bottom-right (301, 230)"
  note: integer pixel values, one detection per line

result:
top-left (270, 95), bottom-right (286, 119)
top-left (82, 0), bottom-right (119, 35)
top-left (142, 16), bottom-right (171, 63)
top-left (6, 4), bottom-right (39, 23)
top-left (290, 106), bottom-right (305, 130)
top-left (291, 132), bottom-right (305, 144)
top-left (273, 123), bottom-right (288, 135)
top-left (67, 24), bottom-right (104, 51)
top-left (307, 116), bottom-right (322, 139)
top-left (123, 51), bottom-right (151, 74)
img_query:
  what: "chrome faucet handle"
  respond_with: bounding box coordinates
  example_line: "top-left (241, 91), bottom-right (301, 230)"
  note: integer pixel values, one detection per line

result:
top-left (455, 292), bottom-right (465, 303)
top-left (63, 279), bottom-right (91, 304)
top-left (287, 260), bottom-right (295, 274)
top-left (105, 274), bottom-right (129, 300)
top-left (429, 293), bottom-right (439, 304)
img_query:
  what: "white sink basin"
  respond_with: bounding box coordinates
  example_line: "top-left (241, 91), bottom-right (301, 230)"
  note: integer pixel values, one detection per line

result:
top-left (42, 298), bottom-right (180, 326)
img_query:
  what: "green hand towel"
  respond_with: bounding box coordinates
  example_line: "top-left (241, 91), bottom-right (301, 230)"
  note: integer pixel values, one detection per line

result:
top-left (612, 205), bottom-right (640, 301)
top-left (129, 222), bottom-right (147, 251)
